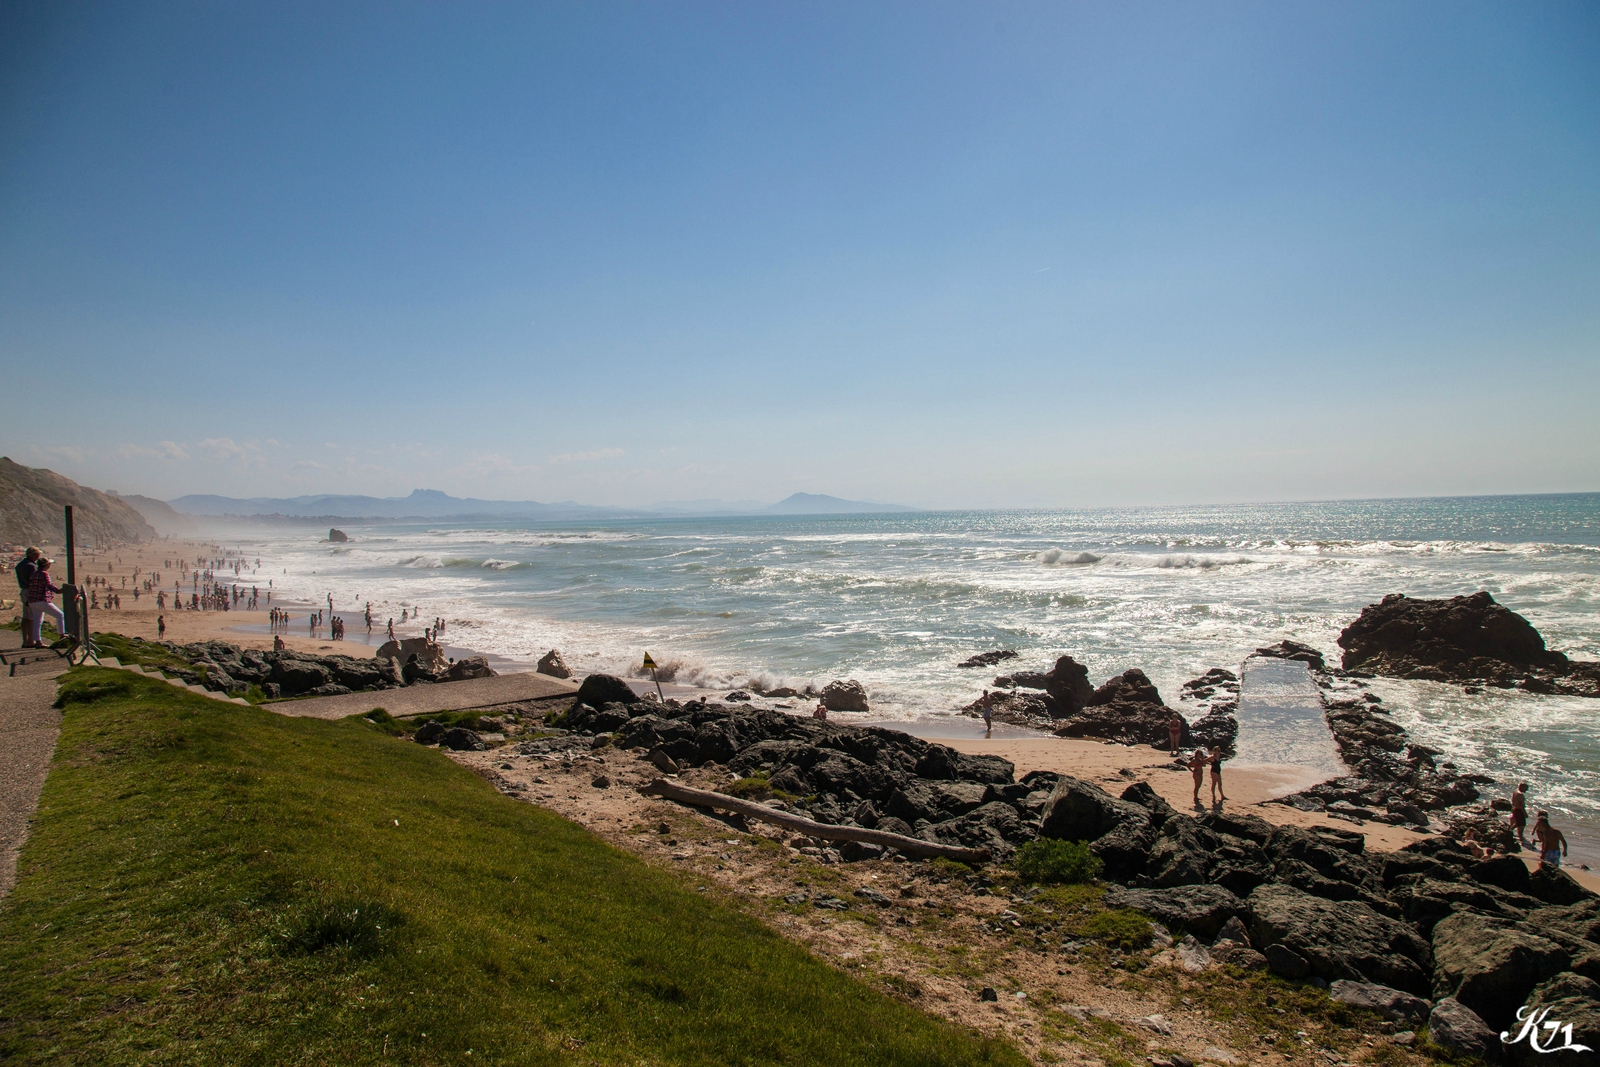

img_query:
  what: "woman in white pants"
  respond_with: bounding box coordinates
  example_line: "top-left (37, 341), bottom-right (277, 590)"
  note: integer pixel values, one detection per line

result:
top-left (26, 559), bottom-right (66, 647)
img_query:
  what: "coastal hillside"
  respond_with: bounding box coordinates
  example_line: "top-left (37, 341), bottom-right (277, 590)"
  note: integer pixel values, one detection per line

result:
top-left (110, 491), bottom-right (198, 537)
top-left (0, 458), bottom-right (155, 548)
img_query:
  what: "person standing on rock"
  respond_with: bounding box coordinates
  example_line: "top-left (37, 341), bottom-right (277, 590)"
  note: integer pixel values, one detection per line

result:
top-left (1168, 711), bottom-right (1184, 755)
top-left (1533, 811), bottom-right (1567, 869)
top-left (1511, 783), bottom-right (1529, 844)
top-left (1208, 745), bottom-right (1228, 806)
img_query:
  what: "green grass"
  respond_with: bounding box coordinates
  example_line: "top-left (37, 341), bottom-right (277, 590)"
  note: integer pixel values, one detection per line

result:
top-left (1011, 839), bottom-right (1102, 885)
top-left (0, 668), bottom-right (1025, 1067)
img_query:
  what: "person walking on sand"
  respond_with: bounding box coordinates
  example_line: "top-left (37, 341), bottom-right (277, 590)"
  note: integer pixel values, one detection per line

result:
top-left (157, 615), bottom-right (165, 640)
top-left (980, 689), bottom-right (993, 733)
top-left (1168, 711), bottom-right (1184, 755)
top-left (1209, 745), bottom-right (1227, 805)
top-left (1511, 783), bottom-right (1529, 845)
top-left (1189, 749), bottom-right (1208, 809)
top-left (1533, 811), bottom-right (1568, 869)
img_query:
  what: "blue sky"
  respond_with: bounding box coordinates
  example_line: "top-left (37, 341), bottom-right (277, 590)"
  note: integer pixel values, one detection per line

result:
top-left (2, 1), bottom-right (1596, 508)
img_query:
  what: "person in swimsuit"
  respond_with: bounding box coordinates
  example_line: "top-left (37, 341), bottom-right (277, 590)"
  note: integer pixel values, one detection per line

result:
top-left (979, 689), bottom-right (993, 734)
top-left (1533, 811), bottom-right (1568, 869)
top-left (1510, 783), bottom-right (1529, 844)
top-left (1209, 746), bottom-right (1227, 805)
top-left (1189, 749), bottom-right (1208, 809)
top-left (1168, 712), bottom-right (1184, 755)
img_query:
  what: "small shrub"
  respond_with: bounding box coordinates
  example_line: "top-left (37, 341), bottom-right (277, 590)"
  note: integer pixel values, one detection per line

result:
top-left (722, 772), bottom-right (792, 801)
top-left (1081, 909), bottom-right (1151, 949)
top-left (1013, 838), bottom-right (1102, 885)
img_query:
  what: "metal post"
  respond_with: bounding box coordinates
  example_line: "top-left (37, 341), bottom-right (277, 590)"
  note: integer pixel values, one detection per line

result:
top-left (64, 506), bottom-right (75, 586)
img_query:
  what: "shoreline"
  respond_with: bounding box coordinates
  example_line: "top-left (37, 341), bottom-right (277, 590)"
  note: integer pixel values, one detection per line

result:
top-left (26, 537), bottom-right (1599, 880)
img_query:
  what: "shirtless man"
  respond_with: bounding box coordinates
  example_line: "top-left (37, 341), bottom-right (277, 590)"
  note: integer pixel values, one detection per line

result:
top-left (979, 689), bottom-right (993, 733)
top-left (1510, 783), bottom-right (1529, 844)
top-left (1532, 811), bottom-right (1568, 869)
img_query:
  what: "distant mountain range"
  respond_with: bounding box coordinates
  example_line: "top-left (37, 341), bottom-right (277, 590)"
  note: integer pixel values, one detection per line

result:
top-left (165, 489), bottom-right (918, 521)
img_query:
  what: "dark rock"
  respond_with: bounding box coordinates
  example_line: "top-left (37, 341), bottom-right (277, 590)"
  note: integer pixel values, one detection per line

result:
top-left (566, 702), bottom-right (633, 734)
top-left (1337, 592), bottom-right (1587, 692)
top-left (1473, 855), bottom-right (1535, 894)
top-left (574, 673), bottom-right (638, 708)
top-left (1054, 702), bottom-right (1183, 747)
top-left (980, 987), bottom-right (998, 1002)
top-left (1530, 866), bottom-right (1595, 906)
top-left (1039, 777), bottom-right (1148, 842)
top-left (853, 887), bottom-right (892, 906)
top-left (1088, 668), bottom-right (1163, 707)
top-left (1427, 997), bottom-right (1502, 1063)
top-left (840, 841), bottom-right (886, 863)
top-left (439, 727), bottom-right (487, 752)
top-left (1431, 912), bottom-right (1570, 1030)
top-left (1102, 884), bottom-right (1245, 939)
top-left (1265, 943), bottom-right (1310, 979)
top-left (1248, 884), bottom-right (1431, 994)
top-left (1214, 915), bottom-right (1251, 946)
top-left (591, 774), bottom-right (611, 789)
top-left (1043, 655), bottom-right (1095, 715)
top-left (820, 679), bottom-right (869, 712)
top-left (1254, 640), bottom-right (1327, 671)
top-left (1212, 944), bottom-right (1267, 970)
top-left (413, 720), bottom-right (445, 744)
top-left (443, 655), bottom-right (496, 682)
top-left (1328, 980), bottom-right (1431, 1025)
top-left (958, 650), bottom-right (1017, 669)
top-left (536, 649), bottom-right (571, 678)
top-left (914, 747), bottom-right (1014, 784)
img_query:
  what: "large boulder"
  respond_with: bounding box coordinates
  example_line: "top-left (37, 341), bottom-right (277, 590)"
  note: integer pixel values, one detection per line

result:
top-left (536, 649), bottom-right (571, 678)
top-left (1431, 912), bottom-right (1570, 1030)
top-left (443, 656), bottom-right (496, 682)
top-left (1248, 883), bottom-right (1431, 994)
top-left (1337, 591), bottom-right (1566, 682)
top-left (1529, 865), bottom-right (1595, 906)
top-left (1053, 668), bottom-right (1176, 745)
top-left (1428, 997), bottom-right (1502, 1063)
top-left (1102, 884), bottom-right (1246, 939)
top-left (1039, 777), bottom-right (1148, 842)
top-left (267, 654), bottom-right (333, 695)
top-left (1088, 668), bottom-right (1163, 707)
top-left (574, 673), bottom-right (638, 708)
top-left (376, 637), bottom-right (444, 673)
top-left (1042, 655), bottom-right (1094, 715)
top-left (1328, 980), bottom-right (1431, 1025)
top-left (820, 679), bottom-right (870, 712)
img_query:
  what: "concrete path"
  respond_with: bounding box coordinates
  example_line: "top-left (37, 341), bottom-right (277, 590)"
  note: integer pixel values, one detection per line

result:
top-left (0, 630), bottom-right (68, 900)
top-left (266, 670), bottom-right (579, 721)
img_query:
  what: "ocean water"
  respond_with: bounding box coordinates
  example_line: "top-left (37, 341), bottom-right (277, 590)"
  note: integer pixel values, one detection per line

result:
top-left (219, 494), bottom-right (1600, 836)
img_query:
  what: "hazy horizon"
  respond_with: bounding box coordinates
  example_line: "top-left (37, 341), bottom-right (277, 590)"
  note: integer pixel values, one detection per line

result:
top-left (3, 3), bottom-right (1596, 508)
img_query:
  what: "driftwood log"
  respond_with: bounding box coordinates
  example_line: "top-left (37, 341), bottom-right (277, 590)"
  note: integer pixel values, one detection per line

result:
top-left (638, 778), bottom-right (992, 864)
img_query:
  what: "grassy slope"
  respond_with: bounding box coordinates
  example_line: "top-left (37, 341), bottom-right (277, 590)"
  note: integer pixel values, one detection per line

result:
top-left (0, 668), bottom-right (1024, 1067)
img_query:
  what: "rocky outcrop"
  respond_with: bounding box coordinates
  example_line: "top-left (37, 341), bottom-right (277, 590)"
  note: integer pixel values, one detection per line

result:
top-left (1052, 670), bottom-right (1179, 746)
top-left (536, 649), bottom-right (571, 679)
top-left (1254, 640), bottom-right (1326, 671)
top-left (1042, 655), bottom-right (1094, 715)
top-left (820, 679), bottom-right (870, 712)
top-left (1249, 883), bottom-right (1431, 994)
top-left (1431, 912), bottom-right (1570, 1029)
top-left (377, 637), bottom-right (445, 675)
top-left (1338, 591), bottom-right (1599, 697)
top-left (328, 528), bottom-right (349, 543)
top-left (443, 656), bottom-right (496, 681)
top-left (128, 638), bottom-right (402, 698)
top-left (958, 650), bottom-right (1017, 669)
top-left (1179, 668), bottom-right (1239, 756)
top-left (1513, 973), bottom-right (1600, 1065)
top-left (1103, 884), bottom-right (1246, 939)
top-left (1328, 980), bottom-right (1430, 1025)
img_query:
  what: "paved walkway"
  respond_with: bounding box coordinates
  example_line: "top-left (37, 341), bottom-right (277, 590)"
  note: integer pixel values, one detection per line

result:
top-left (0, 629), bottom-right (68, 900)
top-left (265, 670), bottom-right (579, 720)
